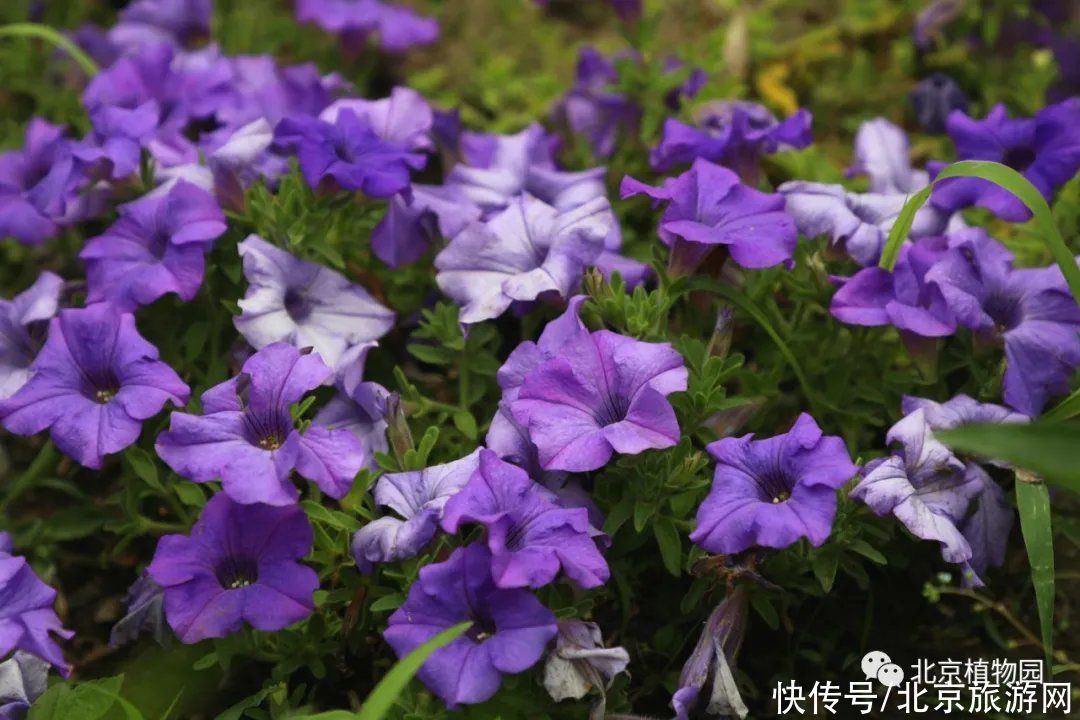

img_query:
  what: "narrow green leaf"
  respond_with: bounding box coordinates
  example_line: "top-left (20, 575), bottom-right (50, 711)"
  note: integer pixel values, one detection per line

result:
top-left (810, 551), bottom-right (839, 592)
top-left (1042, 387), bottom-right (1080, 422)
top-left (358, 622), bottom-right (472, 720)
top-left (1016, 480), bottom-right (1055, 668)
top-left (937, 422), bottom-right (1080, 493)
top-left (0, 23), bottom-right (100, 76)
top-left (653, 518), bottom-right (682, 577)
top-left (878, 161), bottom-right (1080, 307)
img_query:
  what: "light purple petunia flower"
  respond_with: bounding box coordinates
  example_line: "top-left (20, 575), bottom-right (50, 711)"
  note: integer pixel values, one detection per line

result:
top-left (0, 651), bottom-right (49, 720)
top-left (830, 235), bottom-right (957, 338)
top-left (351, 449), bottom-right (482, 567)
top-left (779, 180), bottom-right (954, 266)
top-left (848, 117), bottom-right (929, 194)
top-left (295, 0), bottom-right (439, 52)
top-left (672, 587), bottom-right (749, 720)
top-left (312, 379), bottom-right (390, 467)
top-left (204, 119), bottom-right (287, 212)
top-left (147, 493), bottom-right (318, 644)
top-left (554, 48), bottom-right (642, 160)
top-left (0, 272), bottom-right (64, 401)
top-left (542, 619), bottom-right (629, 703)
top-left (80, 181), bottom-right (226, 311)
top-left (156, 343), bottom-right (366, 505)
top-left (0, 119), bottom-right (85, 246)
top-left (852, 396), bottom-right (1026, 584)
top-left (319, 86), bottom-right (434, 152)
top-left (447, 123), bottom-right (650, 287)
top-left (435, 195), bottom-right (611, 324)
top-left (441, 450), bottom-right (609, 589)
top-left (510, 327), bottom-right (688, 472)
top-left (384, 543), bottom-right (557, 707)
top-left (74, 102), bottom-right (159, 181)
top-left (213, 55), bottom-right (346, 133)
top-left (651, 100), bottom-right (813, 179)
top-left (621, 158), bottom-right (797, 273)
top-left (109, 574), bottom-right (168, 648)
top-left (274, 109), bottom-right (426, 197)
top-left (925, 229), bottom-right (1080, 416)
top-left (0, 305), bottom-right (189, 469)
top-left (370, 184), bottom-right (482, 267)
top-left (0, 543), bottom-right (73, 675)
top-left (690, 414), bottom-right (857, 554)
top-left (234, 234), bottom-right (394, 374)
top-left (931, 99), bottom-right (1080, 221)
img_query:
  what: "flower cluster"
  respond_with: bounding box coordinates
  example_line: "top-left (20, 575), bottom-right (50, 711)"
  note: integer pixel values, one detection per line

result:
top-left (2, 0), bottom-right (1079, 718)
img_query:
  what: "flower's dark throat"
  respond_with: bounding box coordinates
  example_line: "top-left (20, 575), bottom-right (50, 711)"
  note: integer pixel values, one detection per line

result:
top-left (284, 287), bottom-right (314, 323)
top-left (1002, 146), bottom-right (1036, 173)
top-left (467, 620), bottom-right (498, 643)
top-left (215, 556), bottom-right (259, 589)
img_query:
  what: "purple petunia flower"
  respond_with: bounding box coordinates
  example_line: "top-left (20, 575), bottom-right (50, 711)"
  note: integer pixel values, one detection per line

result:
top-left (542, 619), bottom-right (629, 704)
top-left (0, 652), bottom-right (49, 720)
top-left (370, 184), bottom-right (482, 267)
top-left (672, 586), bottom-right (749, 720)
top-left (234, 235), bottom-right (394, 374)
top-left (931, 99), bottom-right (1080, 221)
top-left (156, 343), bottom-right (366, 505)
top-left (319, 86), bottom-right (434, 153)
top-left (295, 0), bottom-right (439, 52)
top-left (351, 449), bottom-right (481, 567)
top-left (651, 100), bottom-right (813, 180)
top-left (510, 328), bottom-right (688, 472)
top-left (109, 575), bottom-right (168, 648)
top-left (0, 543), bottom-right (73, 674)
top-left (312, 380), bottom-right (390, 467)
top-left (109, 0), bottom-right (212, 50)
top-left (848, 118), bottom-right (929, 194)
top-left (435, 195), bottom-right (611, 324)
top-left (621, 158), bottom-right (797, 273)
top-left (0, 120), bottom-right (85, 246)
top-left (554, 48), bottom-right (642, 160)
top-left (147, 493), bottom-right (318, 643)
top-left (925, 229), bottom-right (1080, 416)
top-left (204, 119), bottom-right (287, 212)
top-left (0, 272), bottom-right (64, 401)
top-left (0, 305), bottom-right (189, 469)
top-left (690, 414), bottom-right (858, 554)
top-left (274, 109), bottom-right (426, 196)
top-left (830, 235), bottom-right (957, 339)
top-left (779, 180), bottom-right (954, 266)
top-left (80, 181), bottom-right (226, 311)
top-left (441, 450), bottom-right (609, 589)
top-left (852, 396), bottom-right (1025, 584)
top-left (213, 55), bottom-right (346, 133)
top-left (446, 124), bottom-right (650, 287)
top-left (384, 543), bottom-right (557, 707)
top-left (910, 74), bottom-right (968, 134)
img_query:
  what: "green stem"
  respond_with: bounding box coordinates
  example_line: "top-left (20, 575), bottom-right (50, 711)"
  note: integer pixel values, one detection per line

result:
top-left (0, 23), bottom-right (100, 77)
top-left (1, 442), bottom-right (57, 513)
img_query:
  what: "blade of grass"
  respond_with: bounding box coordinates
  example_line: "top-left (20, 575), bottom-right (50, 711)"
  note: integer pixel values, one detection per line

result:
top-left (1042, 387), bottom-right (1080, 422)
top-left (358, 621), bottom-right (472, 720)
top-left (936, 422), bottom-right (1080, 493)
top-left (1015, 480), bottom-right (1055, 669)
top-left (0, 23), bottom-right (100, 76)
top-left (878, 160), bottom-right (1080, 307)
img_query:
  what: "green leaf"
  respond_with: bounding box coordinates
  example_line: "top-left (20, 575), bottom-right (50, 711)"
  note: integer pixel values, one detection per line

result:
top-left (358, 622), bottom-right (472, 720)
top-left (810, 551), bottom-right (839, 593)
top-left (452, 410), bottom-right (478, 441)
top-left (1042, 387), bottom-right (1080, 422)
top-left (124, 448), bottom-right (162, 491)
top-left (878, 161), bottom-right (1080, 305)
top-left (936, 422), bottom-right (1080, 493)
top-left (368, 594), bottom-right (405, 613)
top-left (0, 23), bottom-right (100, 76)
top-left (849, 539), bottom-right (887, 565)
top-left (29, 676), bottom-right (124, 720)
top-left (653, 518), bottom-right (682, 577)
top-left (1015, 480), bottom-right (1055, 668)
